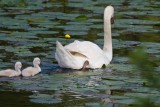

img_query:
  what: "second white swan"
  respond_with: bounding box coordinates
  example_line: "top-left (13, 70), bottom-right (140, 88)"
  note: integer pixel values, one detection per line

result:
top-left (55, 5), bottom-right (114, 69)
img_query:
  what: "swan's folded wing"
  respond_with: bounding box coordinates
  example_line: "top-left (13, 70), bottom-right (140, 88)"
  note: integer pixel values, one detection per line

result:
top-left (64, 40), bottom-right (103, 59)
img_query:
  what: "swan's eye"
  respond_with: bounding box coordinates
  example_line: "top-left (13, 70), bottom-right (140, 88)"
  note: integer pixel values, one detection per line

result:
top-left (111, 17), bottom-right (114, 24)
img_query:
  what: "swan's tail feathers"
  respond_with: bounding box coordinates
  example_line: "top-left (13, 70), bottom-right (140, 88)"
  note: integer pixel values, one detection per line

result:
top-left (55, 41), bottom-right (75, 68)
top-left (56, 41), bottom-right (73, 57)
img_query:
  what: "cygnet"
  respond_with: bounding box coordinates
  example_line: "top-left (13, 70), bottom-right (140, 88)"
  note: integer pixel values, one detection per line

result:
top-left (0, 62), bottom-right (22, 77)
top-left (22, 57), bottom-right (41, 77)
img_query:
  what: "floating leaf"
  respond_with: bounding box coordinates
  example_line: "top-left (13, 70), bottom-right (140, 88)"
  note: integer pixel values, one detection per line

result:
top-left (29, 93), bottom-right (62, 104)
top-left (75, 15), bottom-right (88, 21)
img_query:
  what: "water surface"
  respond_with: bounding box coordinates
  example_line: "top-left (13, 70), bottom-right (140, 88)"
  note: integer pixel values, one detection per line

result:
top-left (0, 0), bottom-right (160, 107)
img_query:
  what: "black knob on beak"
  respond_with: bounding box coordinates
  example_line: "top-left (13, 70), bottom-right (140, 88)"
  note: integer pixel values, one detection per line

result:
top-left (111, 17), bottom-right (114, 24)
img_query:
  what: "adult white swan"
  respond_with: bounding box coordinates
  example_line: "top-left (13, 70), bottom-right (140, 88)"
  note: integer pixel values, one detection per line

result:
top-left (55, 5), bottom-right (114, 69)
top-left (22, 57), bottom-right (41, 77)
top-left (0, 62), bottom-right (22, 77)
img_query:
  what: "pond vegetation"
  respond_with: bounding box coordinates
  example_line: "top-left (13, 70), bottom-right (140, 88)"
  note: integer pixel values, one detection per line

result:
top-left (0, 0), bottom-right (159, 107)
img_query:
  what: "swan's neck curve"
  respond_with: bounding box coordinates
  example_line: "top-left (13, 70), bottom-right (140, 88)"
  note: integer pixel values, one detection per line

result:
top-left (103, 14), bottom-right (112, 62)
top-left (15, 68), bottom-right (21, 73)
top-left (34, 65), bottom-right (41, 72)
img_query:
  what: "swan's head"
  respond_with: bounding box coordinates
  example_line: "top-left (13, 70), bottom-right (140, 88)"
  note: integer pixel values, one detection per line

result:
top-left (104, 5), bottom-right (114, 24)
top-left (33, 57), bottom-right (41, 67)
top-left (15, 62), bottom-right (22, 70)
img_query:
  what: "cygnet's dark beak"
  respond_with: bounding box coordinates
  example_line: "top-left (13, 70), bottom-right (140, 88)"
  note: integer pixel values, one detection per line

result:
top-left (111, 17), bottom-right (114, 24)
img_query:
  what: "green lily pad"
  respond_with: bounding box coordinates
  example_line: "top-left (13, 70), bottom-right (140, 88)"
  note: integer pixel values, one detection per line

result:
top-left (75, 15), bottom-right (88, 21)
top-left (29, 93), bottom-right (62, 104)
top-left (112, 96), bottom-right (135, 105)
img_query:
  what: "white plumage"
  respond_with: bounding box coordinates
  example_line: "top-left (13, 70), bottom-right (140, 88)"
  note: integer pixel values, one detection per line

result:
top-left (0, 62), bottom-right (22, 77)
top-left (22, 57), bottom-right (41, 77)
top-left (55, 6), bottom-right (114, 69)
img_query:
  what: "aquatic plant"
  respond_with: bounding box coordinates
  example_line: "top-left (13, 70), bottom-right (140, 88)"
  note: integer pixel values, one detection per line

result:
top-left (130, 48), bottom-right (160, 107)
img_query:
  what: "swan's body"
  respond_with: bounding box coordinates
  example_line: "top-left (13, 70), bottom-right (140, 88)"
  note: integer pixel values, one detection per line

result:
top-left (55, 6), bottom-right (114, 69)
top-left (22, 57), bottom-right (41, 77)
top-left (0, 62), bottom-right (22, 77)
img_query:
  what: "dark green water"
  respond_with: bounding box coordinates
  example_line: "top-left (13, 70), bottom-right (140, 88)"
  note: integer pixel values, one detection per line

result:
top-left (0, 0), bottom-right (159, 107)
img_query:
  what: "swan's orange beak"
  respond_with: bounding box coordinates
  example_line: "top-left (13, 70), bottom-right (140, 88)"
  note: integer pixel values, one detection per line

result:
top-left (111, 17), bottom-right (114, 24)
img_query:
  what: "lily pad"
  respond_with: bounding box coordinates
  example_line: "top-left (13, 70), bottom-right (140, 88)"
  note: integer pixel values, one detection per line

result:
top-left (29, 93), bottom-right (62, 104)
top-left (75, 15), bottom-right (88, 21)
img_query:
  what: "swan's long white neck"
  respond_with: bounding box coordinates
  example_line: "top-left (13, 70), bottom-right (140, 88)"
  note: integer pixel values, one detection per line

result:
top-left (103, 9), bottom-right (113, 62)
